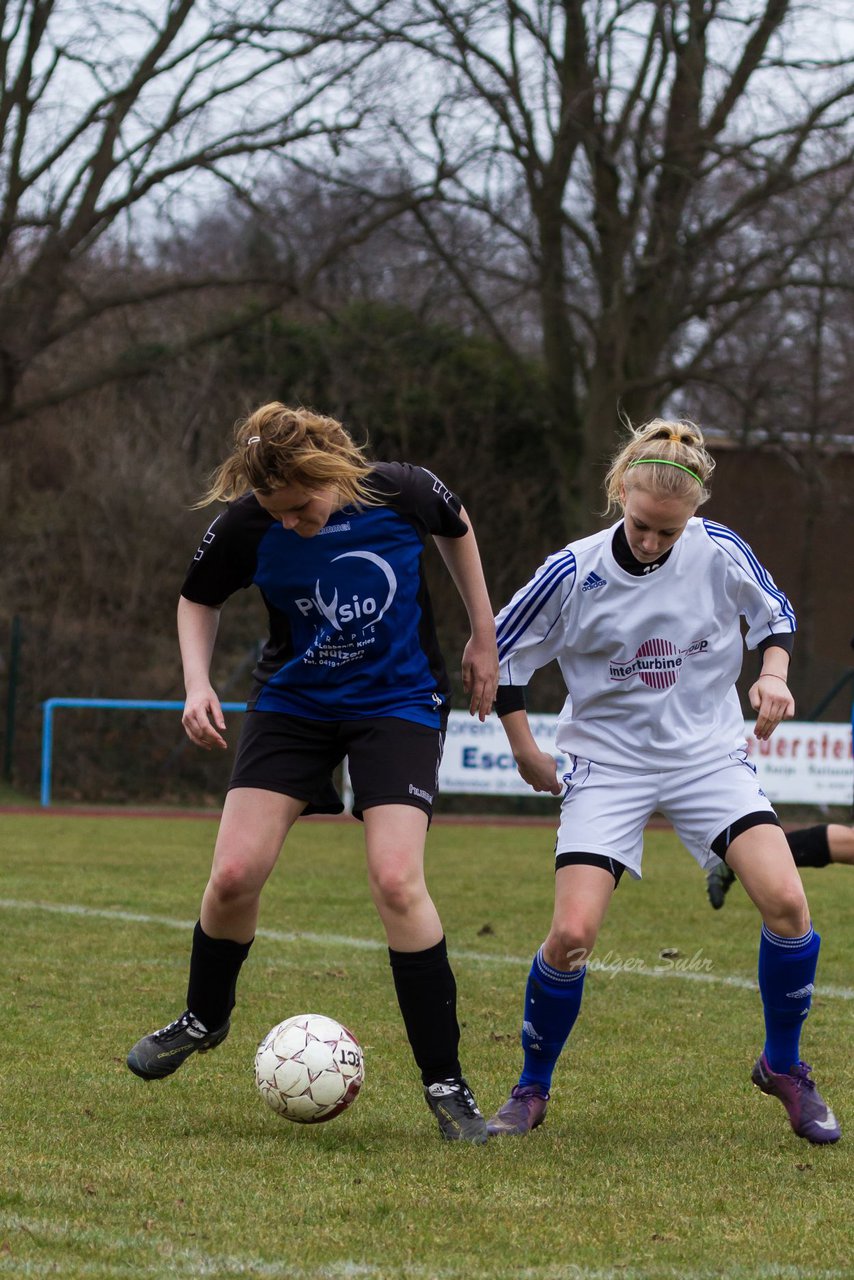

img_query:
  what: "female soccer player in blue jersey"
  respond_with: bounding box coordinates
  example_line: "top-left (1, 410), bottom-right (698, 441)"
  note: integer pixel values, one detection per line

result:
top-left (487, 418), bottom-right (840, 1146)
top-left (127, 402), bottom-right (498, 1143)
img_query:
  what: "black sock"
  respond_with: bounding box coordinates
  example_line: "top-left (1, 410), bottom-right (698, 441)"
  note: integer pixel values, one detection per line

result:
top-left (186, 921), bottom-right (253, 1031)
top-left (389, 936), bottom-right (461, 1087)
top-left (787, 825), bottom-right (831, 868)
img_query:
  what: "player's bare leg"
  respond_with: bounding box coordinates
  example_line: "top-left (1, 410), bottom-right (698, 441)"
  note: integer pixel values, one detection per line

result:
top-left (727, 825), bottom-right (839, 1143)
top-left (364, 804), bottom-right (486, 1143)
top-left (726, 824), bottom-right (808, 937)
top-left (542, 863), bottom-right (617, 971)
top-left (127, 789), bottom-right (304, 1080)
top-left (201, 788), bottom-right (306, 941)
top-left (489, 864), bottom-right (616, 1138)
top-left (363, 804), bottom-right (440, 951)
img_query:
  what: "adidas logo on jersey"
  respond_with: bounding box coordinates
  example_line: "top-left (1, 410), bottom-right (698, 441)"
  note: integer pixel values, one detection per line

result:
top-left (581, 571), bottom-right (607, 593)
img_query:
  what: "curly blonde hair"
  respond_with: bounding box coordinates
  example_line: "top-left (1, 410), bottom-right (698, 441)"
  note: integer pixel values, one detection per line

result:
top-left (196, 403), bottom-right (376, 508)
top-left (603, 417), bottom-right (715, 514)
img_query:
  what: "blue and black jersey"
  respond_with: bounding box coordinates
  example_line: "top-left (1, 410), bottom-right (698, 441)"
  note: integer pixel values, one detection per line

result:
top-left (181, 462), bottom-right (468, 729)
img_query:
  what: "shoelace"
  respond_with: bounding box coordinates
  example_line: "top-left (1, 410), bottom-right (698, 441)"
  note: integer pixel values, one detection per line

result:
top-left (458, 1089), bottom-right (480, 1116)
top-left (512, 1085), bottom-right (547, 1101)
top-left (154, 1013), bottom-right (193, 1041)
top-left (443, 1082), bottom-right (480, 1115)
top-left (791, 1063), bottom-right (816, 1092)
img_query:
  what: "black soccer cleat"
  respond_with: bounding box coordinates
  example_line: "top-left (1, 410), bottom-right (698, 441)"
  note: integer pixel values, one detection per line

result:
top-left (706, 862), bottom-right (736, 910)
top-left (424, 1077), bottom-right (488, 1144)
top-left (126, 1010), bottom-right (230, 1080)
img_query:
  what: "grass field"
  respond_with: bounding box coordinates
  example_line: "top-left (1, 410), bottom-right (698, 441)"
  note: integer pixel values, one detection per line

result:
top-left (1, 812), bottom-right (851, 1280)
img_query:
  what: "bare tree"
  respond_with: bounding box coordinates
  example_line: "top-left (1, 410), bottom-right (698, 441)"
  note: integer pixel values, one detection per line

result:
top-left (0, 0), bottom-right (422, 425)
top-left (680, 181), bottom-right (854, 700)
top-left (334, 0), bottom-right (854, 528)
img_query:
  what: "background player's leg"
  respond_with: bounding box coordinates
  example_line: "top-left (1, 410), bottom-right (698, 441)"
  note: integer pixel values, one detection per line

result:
top-left (825, 824), bottom-right (854, 863)
top-left (706, 859), bottom-right (736, 909)
top-left (785, 824), bottom-right (830, 868)
top-left (788, 823), bottom-right (854, 868)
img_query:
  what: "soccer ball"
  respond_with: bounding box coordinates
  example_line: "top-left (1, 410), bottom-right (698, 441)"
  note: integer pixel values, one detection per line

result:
top-left (254, 1013), bottom-right (364, 1124)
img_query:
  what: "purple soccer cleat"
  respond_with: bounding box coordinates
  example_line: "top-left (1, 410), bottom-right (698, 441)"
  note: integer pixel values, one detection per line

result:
top-left (486, 1084), bottom-right (549, 1138)
top-left (751, 1053), bottom-right (841, 1144)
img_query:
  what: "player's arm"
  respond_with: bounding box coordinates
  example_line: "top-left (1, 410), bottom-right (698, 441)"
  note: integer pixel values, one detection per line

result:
top-left (497, 703), bottom-right (562, 795)
top-left (433, 506), bottom-right (498, 722)
top-left (178, 596), bottom-right (228, 751)
top-left (748, 640), bottom-right (795, 742)
top-left (493, 547), bottom-right (576, 794)
top-left (178, 497), bottom-right (267, 750)
top-left (703, 522), bottom-right (797, 744)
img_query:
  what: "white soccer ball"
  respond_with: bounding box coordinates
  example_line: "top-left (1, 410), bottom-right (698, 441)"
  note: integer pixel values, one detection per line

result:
top-left (254, 1013), bottom-right (364, 1124)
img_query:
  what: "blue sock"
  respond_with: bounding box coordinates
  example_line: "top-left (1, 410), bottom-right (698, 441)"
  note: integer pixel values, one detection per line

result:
top-left (758, 923), bottom-right (820, 1074)
top-left (518, 948), bottom-right (586, 1092)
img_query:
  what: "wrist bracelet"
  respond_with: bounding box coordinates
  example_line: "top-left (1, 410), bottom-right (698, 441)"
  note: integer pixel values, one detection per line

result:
top-left (760, 673), bottom-right (788, 684)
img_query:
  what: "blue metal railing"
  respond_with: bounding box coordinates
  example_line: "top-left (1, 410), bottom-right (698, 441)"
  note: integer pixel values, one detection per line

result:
top-left (40, 698), bottom-right (247, 807)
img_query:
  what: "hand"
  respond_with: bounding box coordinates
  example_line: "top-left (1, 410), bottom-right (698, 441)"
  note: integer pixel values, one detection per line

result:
top-left (515, 748), bottom-right (563, 795)
top-left (461, 634), bottom-right (499, 722)
top-left (182, 685), bottom-right (228, 750)
top-left (748, 673), bottom-right (795, 741)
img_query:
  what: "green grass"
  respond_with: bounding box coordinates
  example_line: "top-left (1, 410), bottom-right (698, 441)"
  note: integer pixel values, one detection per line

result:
top-left (1, 813), bottom-right (851, 1280)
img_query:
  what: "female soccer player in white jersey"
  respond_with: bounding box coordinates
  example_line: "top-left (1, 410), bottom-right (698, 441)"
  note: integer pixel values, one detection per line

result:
top-left (126, 402), bottom-right (498, 1144)
top-left (487, 418), bottom-right (840, 1146)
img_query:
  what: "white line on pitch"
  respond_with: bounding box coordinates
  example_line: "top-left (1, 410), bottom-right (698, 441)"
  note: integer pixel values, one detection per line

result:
top-left (0, 1213), bottom-right (850, 1278)
top-left (2, 897), bottom-right (853, 1001)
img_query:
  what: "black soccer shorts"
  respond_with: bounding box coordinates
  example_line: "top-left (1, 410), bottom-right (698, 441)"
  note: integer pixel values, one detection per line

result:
top-left (228, 710), bottom-right (445, 820)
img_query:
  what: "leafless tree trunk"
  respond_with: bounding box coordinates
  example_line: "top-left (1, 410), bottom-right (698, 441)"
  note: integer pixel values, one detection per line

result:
top-left (0, 0), bottom-right (411, 423)
top-left (336, 0), bottom-right (854, 531)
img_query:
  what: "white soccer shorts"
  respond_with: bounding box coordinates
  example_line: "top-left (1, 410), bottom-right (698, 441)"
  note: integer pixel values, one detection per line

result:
top-left (554, 747), bottom-right (776, 879)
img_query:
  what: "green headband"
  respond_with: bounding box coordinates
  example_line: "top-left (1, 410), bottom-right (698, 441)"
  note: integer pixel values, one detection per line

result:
top-left (627, 458), bottom-right (703, 485)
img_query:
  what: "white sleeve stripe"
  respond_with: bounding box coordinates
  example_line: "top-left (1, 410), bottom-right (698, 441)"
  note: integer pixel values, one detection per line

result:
top-left (497, 553), bottom-right (576, 660)
top-left (702, 521), bottom-right (796, 628)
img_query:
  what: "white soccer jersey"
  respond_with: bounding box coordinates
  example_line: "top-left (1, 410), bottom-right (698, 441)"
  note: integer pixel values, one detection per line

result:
top-left (496, 518), bottom-right (796, 770)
